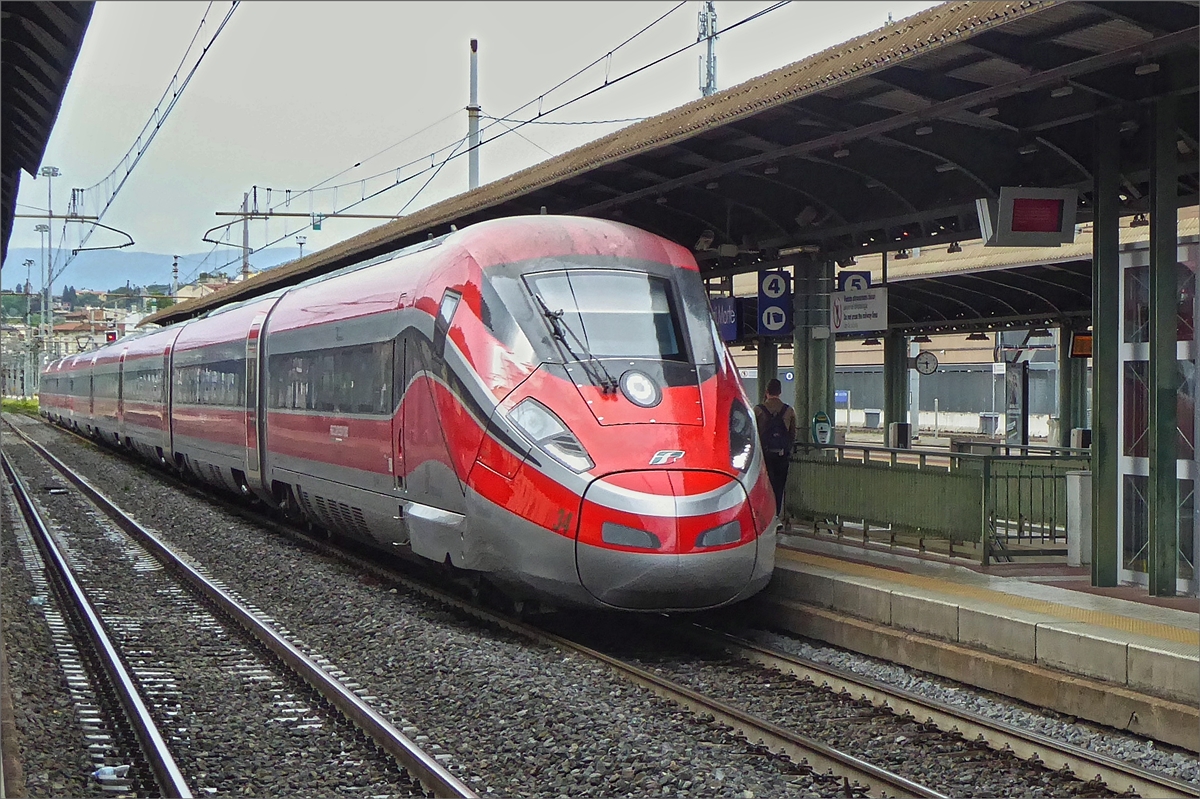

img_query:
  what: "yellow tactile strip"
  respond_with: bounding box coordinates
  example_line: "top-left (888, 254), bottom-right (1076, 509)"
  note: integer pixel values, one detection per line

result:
top-left (777, 548), bottom-right (1200, 648)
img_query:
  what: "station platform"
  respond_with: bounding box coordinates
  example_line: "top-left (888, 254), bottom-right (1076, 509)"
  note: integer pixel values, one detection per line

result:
top-left (754, 531), bottom-right (1200, 752)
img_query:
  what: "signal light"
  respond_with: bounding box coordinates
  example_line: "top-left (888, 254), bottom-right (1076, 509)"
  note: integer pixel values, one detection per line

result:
top-left (105, 331), bottom-right (117, 343)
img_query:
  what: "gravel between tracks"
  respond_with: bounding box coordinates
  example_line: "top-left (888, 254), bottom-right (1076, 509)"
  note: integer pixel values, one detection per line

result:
top-left (6, 416), bottom-right (827, 798)
top-left (744, 629), bottom-right (1200, 787)
top-left (5, 435), bottom-right (422, 798)
top-left (1, 480), bottom-right (110, 798)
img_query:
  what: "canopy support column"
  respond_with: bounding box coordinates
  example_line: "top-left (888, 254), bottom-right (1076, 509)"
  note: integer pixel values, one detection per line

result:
top-left (1149, 95), bottom-right (1180, 596)
top-left (1058, 325), bottom-right (1089, 446)
top-left (756, 341), bottom-right (778, 406)
top-left (792, 258), bottom-right (835, 444)
top-left (1092, 112), bottom-right (1120, 587)
top-left (883, 332), bottom-right (907, 434)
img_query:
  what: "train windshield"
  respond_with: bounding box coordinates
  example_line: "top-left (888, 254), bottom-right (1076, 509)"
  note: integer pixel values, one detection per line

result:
top-left (524, 270), bottom-right (687, 361)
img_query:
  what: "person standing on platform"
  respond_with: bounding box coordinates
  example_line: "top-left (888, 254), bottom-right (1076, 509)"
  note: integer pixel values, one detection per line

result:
top-left (755, 378), bottom-right (797, 521)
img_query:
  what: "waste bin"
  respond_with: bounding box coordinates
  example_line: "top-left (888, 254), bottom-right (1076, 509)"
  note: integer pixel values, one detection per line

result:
top-left (888, 422), bottom-right (911, 449)
top-left (864, 409), bottom-right (882, 429)
top-left (1066, 471), bottom-right (1092, 566)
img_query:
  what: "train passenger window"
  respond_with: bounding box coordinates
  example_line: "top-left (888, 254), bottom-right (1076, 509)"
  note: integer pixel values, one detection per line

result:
top-left (524, 270), bottom-right (688, 362)
top-left (172, 359), bottom-right (244, 406)
top-left (267, 341), bottom-right (392, 415)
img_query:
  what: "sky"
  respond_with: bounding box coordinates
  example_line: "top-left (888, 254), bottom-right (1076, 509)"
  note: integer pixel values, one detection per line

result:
top-left (9, 0), bottom-right (939, 286)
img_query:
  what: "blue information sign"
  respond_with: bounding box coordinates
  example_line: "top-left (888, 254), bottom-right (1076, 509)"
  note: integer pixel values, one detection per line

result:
top-left (837, 270), bottom-right (872, 292)
top-left (710, 296), bottom-right (738, 342)
top-left (757, 270), bottom-right (793, 336)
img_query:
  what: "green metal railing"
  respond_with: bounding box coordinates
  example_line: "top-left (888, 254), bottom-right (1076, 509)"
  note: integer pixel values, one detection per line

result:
top-left (785, 443), bottom-right (1091, 565)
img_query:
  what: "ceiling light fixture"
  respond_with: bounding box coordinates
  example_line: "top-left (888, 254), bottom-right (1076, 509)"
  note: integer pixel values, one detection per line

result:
top-left (894, 249), bottom-right (910, 260)
top-left (705, 181), bottom-right (719, 190)
top-left (1130, 213), bottom-right (1149, 228)
top-left (915, 125), bottom-right (933, 136)
top-left (863, 337), bottom-right (881, 346)
top-left (763, 166), bottom-right (779, 175)
top-left (1050, 85), bottom-right (1074, 98)
top-left (947, 241), bottom-right (963, 254)
top-left (934, 163), bottom-right (956, 173)
top-left (1134, 62), bottom-right (1160, 76)
top-left (977, 107), bottom-right (999, 118)
top-left (1017, 143), bottom-right (1039, 155)
top-left (656, 196), bottom-right (668, 205)
top-left (833, 148), bottom-right (850, 158)
top-left (913, 334), bottom-right (932, 343)
top-left (966, 331), bottom-right (989, 341)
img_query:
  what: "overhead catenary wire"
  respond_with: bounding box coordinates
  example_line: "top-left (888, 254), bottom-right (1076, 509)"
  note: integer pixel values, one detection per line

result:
top-left (256, 2), bottom-right (689, 222)
top-left (56, 1), bottom-right (240, 280)
top-left (200, 1), bottom-right (792, 277)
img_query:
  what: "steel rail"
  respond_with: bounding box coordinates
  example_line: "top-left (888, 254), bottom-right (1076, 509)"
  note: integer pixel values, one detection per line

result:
top-left (524, 631), bottom-right (948, 799)
top-left (358, 578), bottom-right (944, 798)
top-left (17, 417), bottom-right (942, 798)
top-left (2, 453), bottom-right (193, 798)
top-left (226, 520), bottom-right (946, 799)
top-left (691, 624), bottom-right (1200, 799)
top-left (6, 423), bottom-right (476, 799)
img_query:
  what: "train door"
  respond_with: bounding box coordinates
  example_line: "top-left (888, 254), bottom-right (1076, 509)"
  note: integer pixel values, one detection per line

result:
top-left (89, 355), bottom-right (97, 419)
top-left (117, 348), bottom-right (128, 439)
top-left (160, 341), bottom-right (173, 454)
top-left (392, 337), bottom-right (406, 493)
top-left (245, 311), bottom-right (268, 491)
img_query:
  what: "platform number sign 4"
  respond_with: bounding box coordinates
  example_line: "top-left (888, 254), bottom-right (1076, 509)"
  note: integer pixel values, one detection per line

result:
top-left (757, 270), bottom-right (794, 336)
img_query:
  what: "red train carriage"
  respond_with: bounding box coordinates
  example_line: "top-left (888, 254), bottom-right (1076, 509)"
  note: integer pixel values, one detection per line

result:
top-left (41, 216), bottom-right (777, 611)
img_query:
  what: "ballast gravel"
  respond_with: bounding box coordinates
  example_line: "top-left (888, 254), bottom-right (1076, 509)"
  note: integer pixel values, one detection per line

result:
top-left (5, 435), bottom-right (422, 798)
top-left (741, 630), bottom-right (1200, 787)
top-left (5, 417), bottom-right (826, 798)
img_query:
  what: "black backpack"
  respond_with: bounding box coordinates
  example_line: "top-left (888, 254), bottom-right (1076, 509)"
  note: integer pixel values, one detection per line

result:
top-left (758, 403), bottom-right (791, 452)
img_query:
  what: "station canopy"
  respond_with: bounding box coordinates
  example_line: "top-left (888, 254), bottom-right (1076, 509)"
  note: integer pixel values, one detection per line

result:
top-left (0, 1), bottom-right (93, 263)
top-left (146, 0), bottom-right (1200, 328)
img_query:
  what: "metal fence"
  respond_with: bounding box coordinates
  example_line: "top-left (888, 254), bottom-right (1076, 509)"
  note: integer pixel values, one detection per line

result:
top-left (785, 442), bottom-right (1091, 564)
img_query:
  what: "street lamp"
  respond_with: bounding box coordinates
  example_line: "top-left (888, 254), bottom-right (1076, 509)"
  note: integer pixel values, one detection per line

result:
top-left (39, 166), bottom-right (60, 358)
top-left (34, 224), bottom-right (49, 342)
top-left (296, 235), bottom-right (307, 259)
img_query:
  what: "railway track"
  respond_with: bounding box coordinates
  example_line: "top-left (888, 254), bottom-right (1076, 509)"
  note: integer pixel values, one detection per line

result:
top-left (673, 620), bottom-right (1200, 799)
top-left (5, 419), bottom-right (948, 797)
top-left (3, 422), bottom-right (475, 798)
top-left (10, 415), bottom-right (1198, 797)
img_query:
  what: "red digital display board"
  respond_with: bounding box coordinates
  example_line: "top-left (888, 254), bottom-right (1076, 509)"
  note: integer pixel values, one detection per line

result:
top-left (1010, 197), bottom-right (1064, 233)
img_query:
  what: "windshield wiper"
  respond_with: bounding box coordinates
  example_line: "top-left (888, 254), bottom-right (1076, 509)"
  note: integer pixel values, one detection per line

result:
top-left (533, 294), bottom-right (618, 394)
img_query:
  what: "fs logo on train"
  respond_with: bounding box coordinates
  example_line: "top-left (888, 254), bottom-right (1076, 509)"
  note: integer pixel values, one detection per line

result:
top-left (649, 450), bottom-right (685, 465)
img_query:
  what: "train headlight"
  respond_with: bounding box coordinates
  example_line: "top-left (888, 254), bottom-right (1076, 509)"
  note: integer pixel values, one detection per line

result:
top-left (729, 401), bottom-right (755, 473)
top-left (508, 398), bottom-right (594, 473)
top-left (619, 370), bottom-right (661, 408)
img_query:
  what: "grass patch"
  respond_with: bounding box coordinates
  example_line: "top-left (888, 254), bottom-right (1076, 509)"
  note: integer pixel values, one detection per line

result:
top-left (2, 397), bottom-right (39, 416)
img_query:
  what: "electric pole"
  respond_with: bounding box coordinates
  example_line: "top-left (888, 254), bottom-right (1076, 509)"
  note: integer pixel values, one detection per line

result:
top-left (241, 192), bottom-right (251, 280)
top-left (468, 38), bottom-right (480, 190)
top-left (698, 1), bottom-right (718, 97)
top-left (172, 255), bottom-right (179, 299)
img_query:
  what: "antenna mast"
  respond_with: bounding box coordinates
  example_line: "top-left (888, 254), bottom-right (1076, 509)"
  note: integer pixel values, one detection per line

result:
top-left (698, 1), bottom-right (718, 97)
top-left (468, 39), bottom-right (480, 190)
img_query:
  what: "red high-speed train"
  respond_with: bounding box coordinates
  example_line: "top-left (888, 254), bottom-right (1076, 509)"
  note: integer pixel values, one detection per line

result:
top-left (40, 215), bottom-right (777, 610)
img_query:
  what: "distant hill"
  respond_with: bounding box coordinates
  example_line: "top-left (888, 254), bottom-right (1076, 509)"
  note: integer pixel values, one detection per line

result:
top-left (0, 246), bottom-right (303, 294)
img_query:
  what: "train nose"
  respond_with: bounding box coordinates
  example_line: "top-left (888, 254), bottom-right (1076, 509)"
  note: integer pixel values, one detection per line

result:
top-left (575, 470), bottom-right (760, 610)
